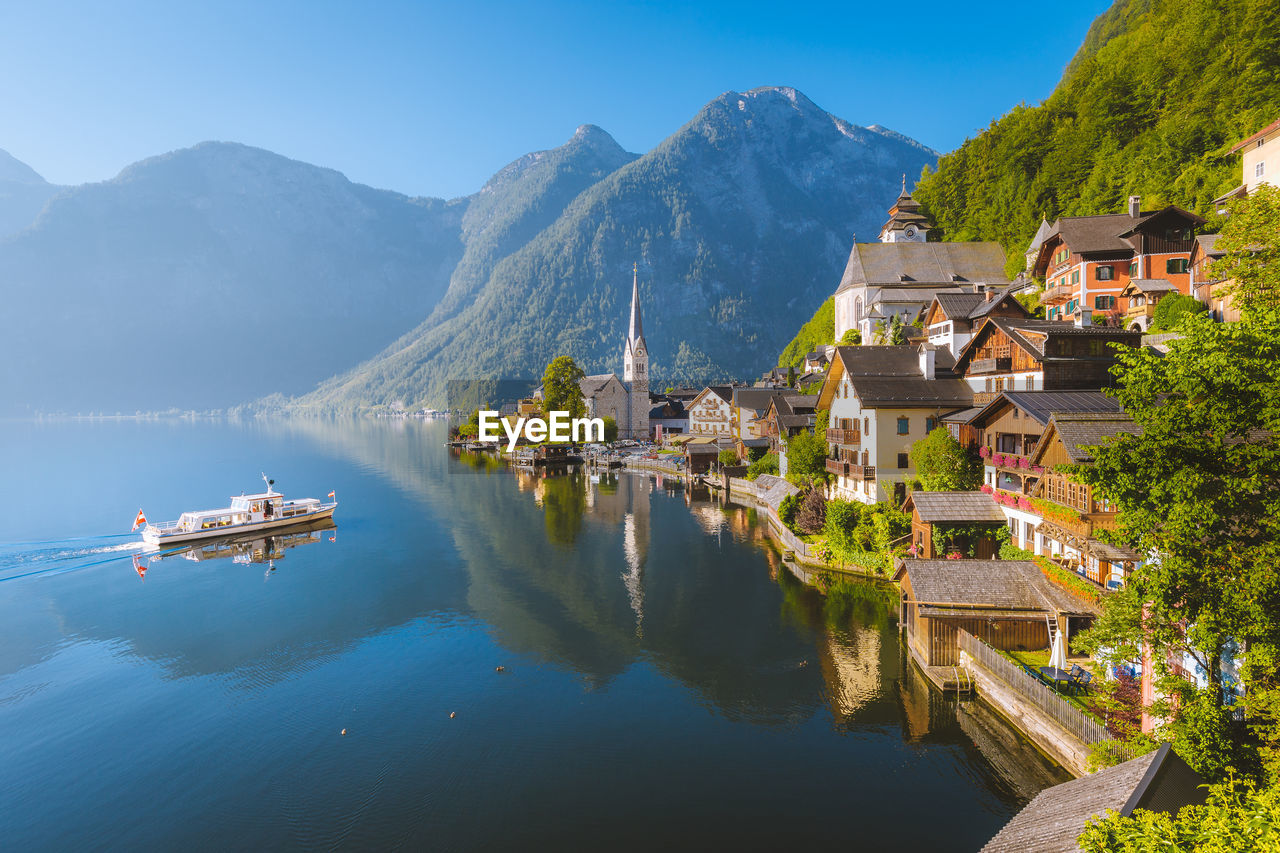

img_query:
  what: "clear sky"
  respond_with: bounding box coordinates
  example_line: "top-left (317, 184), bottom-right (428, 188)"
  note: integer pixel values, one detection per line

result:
top-left (0, 0), bottom-right (1112, 199)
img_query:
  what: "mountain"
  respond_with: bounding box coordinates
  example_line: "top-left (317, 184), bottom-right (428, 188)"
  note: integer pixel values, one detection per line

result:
top-left (0, 148), bottom-right (62, 238)
top-left (298, 87), bottom-right (937, 412)
top-left (914, 0), bottom-right (1280, 272)
top-left (0, 142), bottom-right (466, 414)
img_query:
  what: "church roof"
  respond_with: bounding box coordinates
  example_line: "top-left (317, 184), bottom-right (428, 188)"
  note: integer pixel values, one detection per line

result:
top-left (836, 242), bottom-right (1010, 292)
top-left (580, 374), bottom-right (622, 396)
top-left (627, 265), bottom-right (645, 348)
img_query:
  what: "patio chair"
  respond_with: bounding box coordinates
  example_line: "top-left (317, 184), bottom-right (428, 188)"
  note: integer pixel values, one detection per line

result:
top-left (1070, 667), bottom-right (1093, 696)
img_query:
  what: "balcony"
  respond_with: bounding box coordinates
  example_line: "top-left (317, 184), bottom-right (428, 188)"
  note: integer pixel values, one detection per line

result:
top-left (972, 391), bottom-right (999, 406)
top-left (1041, 282), bottom-right (1074, 305)
top-left (968, 356), bottom-right (1012, 375)
top-left (825, 458), bottom-right (848, 476)
top-left (849, 464), bottom-right (876, 481)
top-left (826, 428), bottom-right (860, 446)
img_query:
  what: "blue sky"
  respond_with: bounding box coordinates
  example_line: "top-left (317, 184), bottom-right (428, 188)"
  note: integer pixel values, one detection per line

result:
top-left (0, 0), bottom-right (1112, 198)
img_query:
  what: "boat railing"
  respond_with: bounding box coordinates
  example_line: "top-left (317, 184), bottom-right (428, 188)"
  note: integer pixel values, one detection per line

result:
top-left (149, 520), bottom-right (183, 531)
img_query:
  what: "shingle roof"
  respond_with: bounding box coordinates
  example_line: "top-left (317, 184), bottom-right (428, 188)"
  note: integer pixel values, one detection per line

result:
top-left (849, 377), bottom-right (972, 406)
top-left (1123, 278), bottom-right (1178, 294)
top-left (1230, 116), bottom-right (1280, 152)
top-left (837, 242), bottom-right (1010, 292)
top-left (933, 292), bottom-right (987, 320)
top-left (834, 345), bottom-right (923, 376)
top-left (981, 744), bottom-right (1205, 853)
top-left (898, 559), bottom-right (1100, 616)
top-left (580, 374), bottom-right (621, 395)
top-left (1193, 233), bottom-right (1224, 258)
top-left (1026, 218), bottom-right (1054, 254)
top-left (977, 390), bottom-right (1123, 428)
top-left (1051, 413), bottom-right (1140, 463)
top-left (905, 491), bottom-right (1006, 523)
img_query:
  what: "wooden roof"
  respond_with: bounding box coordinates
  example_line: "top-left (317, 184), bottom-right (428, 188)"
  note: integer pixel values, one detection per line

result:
top-left (897, 559), bottom-right (1100, 616)
top-left (903, 491), bottom-right (1005, 523)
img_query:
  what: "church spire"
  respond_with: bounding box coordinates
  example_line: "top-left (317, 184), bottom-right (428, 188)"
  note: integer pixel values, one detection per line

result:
top-left (628, 262), bottom-right (644, 345)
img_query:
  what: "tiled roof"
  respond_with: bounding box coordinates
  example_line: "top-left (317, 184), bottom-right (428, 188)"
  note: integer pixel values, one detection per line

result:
top-left (981, 744), bottom-right (1205, 853)
top-left (849, 376), bottom-right (972, 407)
top-left (1230, 116), bottom-right (1280, 152)
top-left (899, 559), bottom-right (1100, 616)
top-left (1122, 278), bottom-right (1178, 294)
top-left (1051, 413), bottom-right (1140, 463)
top-left (905, 491), bottom-right (1006, 523)
top-left (933, 292), bottom-right (987, 320)
top-left (837, 242), bottom-right (1010, 292)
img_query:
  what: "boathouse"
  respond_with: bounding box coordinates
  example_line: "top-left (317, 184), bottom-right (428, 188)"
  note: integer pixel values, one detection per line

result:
top-left (896, 559), bottom-right (1099, 669)
top-left (902, 491), bottom-right (1007, 559)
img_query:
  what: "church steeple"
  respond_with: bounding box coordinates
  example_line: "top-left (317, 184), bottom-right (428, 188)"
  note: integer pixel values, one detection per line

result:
top-left (622, 263), bottom-right (649, 440)
top-left (627, 262), bottom-right (645, 348)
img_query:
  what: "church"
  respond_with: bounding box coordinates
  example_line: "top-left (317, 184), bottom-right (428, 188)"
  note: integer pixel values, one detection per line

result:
top-left (578, 266), bottom-right (651, 441)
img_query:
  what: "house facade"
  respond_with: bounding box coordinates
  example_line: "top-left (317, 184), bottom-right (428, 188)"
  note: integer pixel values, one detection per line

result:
top-left (922, 286), bottom-right (1032, 356)
top-left (1031, 198), bottom-right (1204, 324)
top-left (687, 386), bottom-right (734, 438)
top-left (817, 345), bottom-right (971, 505)
top-left (1118, 278), bottom-right (1179, 332)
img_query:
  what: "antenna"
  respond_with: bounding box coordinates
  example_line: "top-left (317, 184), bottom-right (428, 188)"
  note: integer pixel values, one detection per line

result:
top-left (261, 473), bottom-right (276, 494)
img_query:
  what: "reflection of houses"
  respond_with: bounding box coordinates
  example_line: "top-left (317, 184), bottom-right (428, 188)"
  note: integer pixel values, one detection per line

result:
top-left (896, 559), bottom-right (1100, 673)
top-left (818, 345), bottom-right (972, 505)
top-left (953, 316), bottom-right (1141, 407)
top-left (1030, 197), bottom-right (1204, 324)
top-left (981, 744), bottom-right (1206, 853)
top-left (1027, 413), bottom-right (1142, 589)
top-left (902, 491), bottom-right (1006, 559)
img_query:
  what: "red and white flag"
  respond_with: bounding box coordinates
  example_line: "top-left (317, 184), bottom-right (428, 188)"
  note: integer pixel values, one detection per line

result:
top-left (131, 509), bottom-right (147, 531)
top-left (132, 555), bottom-right (147, 580)
top-left (327, 490), bottom-right (336, 499)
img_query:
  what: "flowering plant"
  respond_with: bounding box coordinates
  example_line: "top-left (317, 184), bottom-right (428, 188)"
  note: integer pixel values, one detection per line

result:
top-left (978, 446), bottom-right (991, 458)
top-left (945, 551), bottom-right (962, 560)
top-left (992, 453), bottom-right (1005, 466)
top-left (1018, 457), bottom-right (1030, 470)
top-left (980, 484), bottom-right (993, 494)
top-left (1018, 497), bottom-right (1033, 512)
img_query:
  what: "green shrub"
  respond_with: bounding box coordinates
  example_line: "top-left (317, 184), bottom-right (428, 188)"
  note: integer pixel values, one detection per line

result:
top-left (746, 452), bottom-right (778, 480)
top-left (1149, 292), bottom-right (1208, 332)
top-left (717, 448), bottom-right (738, 466)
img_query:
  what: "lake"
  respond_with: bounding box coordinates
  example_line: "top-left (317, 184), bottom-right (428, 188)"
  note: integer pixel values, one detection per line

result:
top-left (0, 418), bottom-right (1069, 851)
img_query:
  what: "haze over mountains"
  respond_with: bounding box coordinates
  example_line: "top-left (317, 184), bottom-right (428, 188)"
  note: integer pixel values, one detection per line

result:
top-left (0, 87), bottom-right (936, 415)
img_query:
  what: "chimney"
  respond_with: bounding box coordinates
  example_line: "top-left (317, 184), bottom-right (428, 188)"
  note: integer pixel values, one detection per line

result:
top-left (1076, 307), bottom-right (1093, 328)
top-left (1128, 195), bottom-right (1141, 218)
top-left (985, 288), bottom-right (995, 303)
top-left (919, 346), bottom-right (936, 380)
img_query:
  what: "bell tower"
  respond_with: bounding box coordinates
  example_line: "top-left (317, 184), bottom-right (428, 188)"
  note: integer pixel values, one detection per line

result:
top-left (623, 264), bottom-right (650, 440)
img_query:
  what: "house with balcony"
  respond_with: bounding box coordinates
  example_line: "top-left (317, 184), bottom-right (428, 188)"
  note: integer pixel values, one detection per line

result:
top-left (757, 393), bottom-right (817, 457)
top-left (1118, 278), bottom-right (1179, 332)
top-left (965, 390), bottom-right (1122, 551)
top-left (817, 345), bottom-right (971, 505)
top-left (1031, 197), bottom-right (1204, 323)
top-left (1026, 412), bottom-right (1142, 589)
top-left (921, 284), bottom-right (1033, 356)
top-left (1188, 234), bottom-right (1238, 321)
top-left (952, 316), bottom-right (1141, 409)
top-left (687, 386), bottom-right (735, 438)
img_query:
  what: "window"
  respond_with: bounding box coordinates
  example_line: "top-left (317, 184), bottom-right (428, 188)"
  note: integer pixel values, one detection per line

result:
top-left (1096, 265), bottom-right (1114, 281)
top-left (925, 417), bottom-right (937, 433)
top-left (897, 417), bottom-right (909, 435)
top-left (863, 417), bottom-right (869, 433)
top-left (1094, 294), bottom-right (1115, 310)
top-left (1257, 162), bottom-right (1266, 178)
top-left (1167, 258), bottom-right (1189, 274)
top-left (897, 452), bottom-right (909, 469)
top-left (1129, 261), bottom-right (1138, 277)
top-left (1070, 270), bottom-right (1080, 285)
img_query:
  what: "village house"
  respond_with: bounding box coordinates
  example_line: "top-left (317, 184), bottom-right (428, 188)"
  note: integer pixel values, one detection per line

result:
top-left (817, 345), bottom-right (971, 505)
top-left (1117, 278), bottom-right (1179, 332)
top-left (832, 190), bottom-right (1009, 344)
top-left (1027, 412), bottom-right (1142, 589)
top-left (896, 558), bottom-right (1099, 671)
top-left (921, 284), bottom-right (1032, 356)
top-left (647, 397), bottom-right (688, 440)
top-left (1188, 233), bottom-right (1238, 321)
top-left (1213, 115), bottom-right (1279, 208)
top-left (902, 491), bottom-right (1007, 559)
top-left (1030, 197), bottom-right (1205, 323)
top-left (686, 385), bottom-right (735, 438)
top-left (951, 316), bottom-right (1141, 408)
top-left (757, 393), bottom-right (817, 457)
top-left (957, 390), bottom-right (1122, 551)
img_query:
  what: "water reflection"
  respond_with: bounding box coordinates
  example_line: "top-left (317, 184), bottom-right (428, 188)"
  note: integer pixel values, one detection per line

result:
top-left (145, 520), bottom-right (336, 571)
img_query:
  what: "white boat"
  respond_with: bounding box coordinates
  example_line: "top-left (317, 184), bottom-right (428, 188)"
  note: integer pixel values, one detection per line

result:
top-left (141, 475), bottom-right (337, 545)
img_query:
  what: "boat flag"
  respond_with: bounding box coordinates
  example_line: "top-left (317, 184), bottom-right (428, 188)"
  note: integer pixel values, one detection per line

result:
top-left (327, 490), bottom-right (336, 499)
top-left (132, 555), bottom-right (147, 580)
top-left (131, 509), bottom-right (147, 531)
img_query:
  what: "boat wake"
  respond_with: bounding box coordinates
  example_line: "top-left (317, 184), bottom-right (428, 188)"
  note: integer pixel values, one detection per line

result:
top-left (0, 536), bottom-right (147, 582)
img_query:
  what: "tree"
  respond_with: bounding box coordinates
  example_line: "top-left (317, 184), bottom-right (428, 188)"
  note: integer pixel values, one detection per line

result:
top-left (824, 499), bottom-right (865, 559)
top-left (888, 314), bottom-right (909, 346)
top-left (1149, 292), bottom-right (1207, 332)
top-left (785, 428), bottom-right (828, 484)
top-left (794, 487), bottom-right (827, 534)
top-left (838, 328), bottom-right (862, 345)
top-left (1074, 187), bottom-right (1280, 781)
top-left (601, 416), bottom-right (619, 443)
top-left (746, 452), bottom-right (778, 480)
top-left (717, 448), bottom-right (738, 466)
top-left (909, 427), bottom-right (980, 491)
top-left (541, 356), bottom-right (586, 419)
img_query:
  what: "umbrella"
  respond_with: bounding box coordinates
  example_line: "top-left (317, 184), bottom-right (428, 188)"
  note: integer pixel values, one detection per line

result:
top-left (1049, 627), bottom-right (1068, 670)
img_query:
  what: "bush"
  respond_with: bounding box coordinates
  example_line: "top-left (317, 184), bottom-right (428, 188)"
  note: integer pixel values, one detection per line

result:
top-left (785, 429), bottom-right (828, 484)
top-left (717, 448), bottom-right (738, 466)
top-left (746, 452), bottom-right (778, 480)
top-left (794, 488), bottom-right (827, 534)
top-left (838, 329), bottom-right (861, 345)
top-left (823, 499), bottom-right (864, 558)
top-left (999, 541), bottom-right (1035, 560)
top-left (1149, 292), bottom-right (1208, 332)
top-left (779, 494), bottom-right (798, 530)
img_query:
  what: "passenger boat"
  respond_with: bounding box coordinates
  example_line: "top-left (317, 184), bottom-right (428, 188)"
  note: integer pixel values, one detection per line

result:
top-left (140, 475), bottom-right (337, 545)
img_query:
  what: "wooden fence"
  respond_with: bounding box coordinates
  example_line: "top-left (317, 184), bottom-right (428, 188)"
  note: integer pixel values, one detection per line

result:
top-left (958, 629), bottom-right (1111, 745)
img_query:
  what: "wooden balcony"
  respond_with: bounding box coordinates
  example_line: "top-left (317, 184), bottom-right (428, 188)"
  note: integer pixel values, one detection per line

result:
top-left (1041, 282), bottom-right (1074, 305)
top-left (968, 356), bottom-right (1012, 375)
top-left (849, 464), bottom-right (876, 481)
top-left (825, 458), bottom-right (848, 476)
top-left (972, 391), bottom-right (999, 406)
top-left (827, 428), bottom-right (860, 446)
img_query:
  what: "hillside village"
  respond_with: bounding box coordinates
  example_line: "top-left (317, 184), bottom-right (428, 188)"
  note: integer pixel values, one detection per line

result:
top-left (467, 113), bottom-right (1280, 847)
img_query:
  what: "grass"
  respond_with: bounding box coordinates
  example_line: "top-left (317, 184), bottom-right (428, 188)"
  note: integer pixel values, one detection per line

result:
top-left (1001, 649), bottom-right (1108, 722)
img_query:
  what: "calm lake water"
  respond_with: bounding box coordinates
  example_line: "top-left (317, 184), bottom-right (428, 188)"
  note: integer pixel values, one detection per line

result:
top-left (0, 418), bottom-right (1069, 851)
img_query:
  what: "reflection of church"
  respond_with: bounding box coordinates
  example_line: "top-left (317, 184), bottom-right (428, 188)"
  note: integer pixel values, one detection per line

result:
top-left (579, 266), bottom-right (651, 440)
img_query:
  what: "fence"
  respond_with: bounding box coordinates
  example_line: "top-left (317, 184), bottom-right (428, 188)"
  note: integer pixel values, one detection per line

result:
top-left (958, 628), bottom-right (1111, 745)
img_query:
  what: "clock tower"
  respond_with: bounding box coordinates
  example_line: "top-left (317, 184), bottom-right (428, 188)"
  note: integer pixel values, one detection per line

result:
top-left (878, 175), bottom-right (932, 243)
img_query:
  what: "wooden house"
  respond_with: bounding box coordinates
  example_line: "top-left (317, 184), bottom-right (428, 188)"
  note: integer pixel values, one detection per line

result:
top-left (953, 317), bottom-right (1141, 407)
top-left (922, 285), bottom-right (1032, 356)
top-left (1118, 278), bottom-right (1179, 332)
top-left (684, 440), bottom-right (720, 474)
top-left (1189, 234), bottom-right (1240, 322)
top-left (902, 491), bottom-right (1007, 559)
top-left (896, 558), bottom-right (1100, 669)
top-left (1027, 413), bottom-right (1142, 588)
